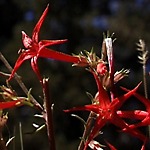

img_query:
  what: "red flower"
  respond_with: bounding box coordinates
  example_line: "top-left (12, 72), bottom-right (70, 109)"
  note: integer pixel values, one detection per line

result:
top-left (64, 72), bottom-right (146, 150)
top-left (8, 5), bottom-right (86, 82)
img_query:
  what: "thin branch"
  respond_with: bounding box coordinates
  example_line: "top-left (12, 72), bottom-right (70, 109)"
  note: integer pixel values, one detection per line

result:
top-left (78, 112), bottom-right (96, 150)
top-left (0, 52), bottom-right (43, 111)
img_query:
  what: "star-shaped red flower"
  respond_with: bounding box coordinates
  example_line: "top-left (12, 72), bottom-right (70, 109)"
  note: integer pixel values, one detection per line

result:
top-left (64, 71), bottom-right (146, 150)
top-left (8, 5), bottom-right (86, 82)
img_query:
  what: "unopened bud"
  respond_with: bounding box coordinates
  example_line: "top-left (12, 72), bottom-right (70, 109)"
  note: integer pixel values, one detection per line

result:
top-left (97, 62), bottom-right (107, 75)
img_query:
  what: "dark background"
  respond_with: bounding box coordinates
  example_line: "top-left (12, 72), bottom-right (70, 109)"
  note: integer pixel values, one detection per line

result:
top-left (0, 0), bottom-right (150, 149)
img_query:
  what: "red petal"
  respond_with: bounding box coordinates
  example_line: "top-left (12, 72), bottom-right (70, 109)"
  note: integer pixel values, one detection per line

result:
top-left (130, 116), bottom-right (150, 128)
top-left (8, 51), bottom-right (33, 81)
top-left (112, 82), bottom-right (141, 109)
top-left (64, 104), bottom-right (99, 114)
top-left (111, 113), bottom-right (146, 141)
top-left (121, 84), bottom-right (150, 111)
top-left (117, 110), bottom-right (147, 120)
top-left (92, 71), bottom-right (110, 107)
top-left (39, 47), bottom-right (86, 64)
top-left (39, 39), bottom-right (68, 48)
top-left (133, 93), bottom-right (150, 111)
top-left (0, 100), bottom-right (22, 109)
top-left (22, 31), bottom-right (32, 48)
top-left (31, 57), bottom-right (42, 82)
top-left (32, 5), bottom-right (49, 42)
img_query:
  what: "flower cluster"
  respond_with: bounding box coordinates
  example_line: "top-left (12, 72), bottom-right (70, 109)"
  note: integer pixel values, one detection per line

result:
top-left (0, 4), bottom-right (150, 150)
top-left (64, 38), bottom-right (149, 149)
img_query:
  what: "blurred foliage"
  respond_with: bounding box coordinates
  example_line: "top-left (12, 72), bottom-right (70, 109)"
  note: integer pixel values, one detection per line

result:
top-left (0, 0), bottom-right (150, 149)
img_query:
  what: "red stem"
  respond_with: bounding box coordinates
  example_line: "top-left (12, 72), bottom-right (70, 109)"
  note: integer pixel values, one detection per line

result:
top-left (42, 78), bottom-right (56, 150)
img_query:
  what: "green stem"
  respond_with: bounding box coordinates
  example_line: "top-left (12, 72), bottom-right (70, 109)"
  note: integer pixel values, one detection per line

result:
top-left (142, 63), bottom-right (150, 137)
top-left (143, 64), bottom-right (148, 99)
top-left (78, 112), bottom-right (96, 150)
top-left (143, 65), bottom-right (150, 137)
top-left (42, 78), bottom-right (56, 150)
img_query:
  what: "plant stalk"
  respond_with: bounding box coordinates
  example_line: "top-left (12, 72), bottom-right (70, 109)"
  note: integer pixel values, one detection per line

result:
top-left (143, 64), bottom-right (150, 137)
top-left (78, 112), bottom-right (96, 150)
top-left (42, 78), bottom-right (56, 150)
top-left (143, 64), bottom-right (148, 99)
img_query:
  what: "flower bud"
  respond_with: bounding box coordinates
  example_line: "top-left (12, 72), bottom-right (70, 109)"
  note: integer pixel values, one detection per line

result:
top-left (96, 62), bottom-right (107, 75)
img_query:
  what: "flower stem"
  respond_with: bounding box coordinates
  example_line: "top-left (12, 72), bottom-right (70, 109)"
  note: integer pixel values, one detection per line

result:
top-left (142, 64), bottom-right (150, 137)
top-left (143, 64), bottom-right (148, 99)
top-left (42, 78), bottom-right (56, 150)
top-left (78, 112), bottom-right (96, 150)
top-left (137, 39), bottom-right (149, 136)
